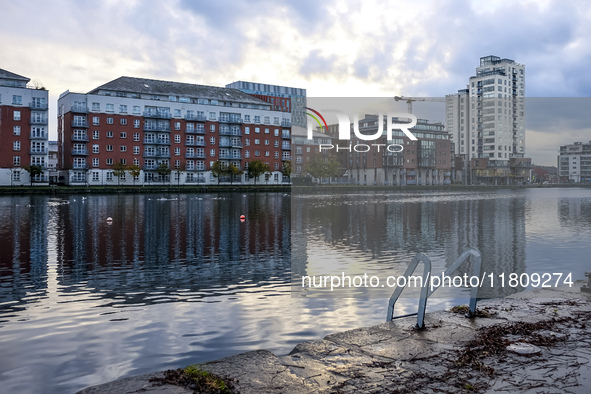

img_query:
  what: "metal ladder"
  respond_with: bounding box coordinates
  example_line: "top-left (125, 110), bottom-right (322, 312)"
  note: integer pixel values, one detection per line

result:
top-left (386, 248), bottom-right (482, 329)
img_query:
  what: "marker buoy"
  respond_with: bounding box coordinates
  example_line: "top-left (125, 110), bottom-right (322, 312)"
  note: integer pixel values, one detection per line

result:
top-left (240, 215), bottom-right (246, 222)
top-left (106, 217), bottom-right (113, 223)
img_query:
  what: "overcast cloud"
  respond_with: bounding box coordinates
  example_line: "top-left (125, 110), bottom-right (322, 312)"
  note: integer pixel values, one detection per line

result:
top-left (1, 0), bottom-right (590, 165)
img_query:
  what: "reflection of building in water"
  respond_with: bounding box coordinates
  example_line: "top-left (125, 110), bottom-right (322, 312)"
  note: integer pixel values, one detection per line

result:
top-left (53, 193), bottom-right (290, 303)
top-left (294, 192), bottom-right (527, 297)
top-left (0, 196), bottom-right (48, 303)
top-left (558, 197), bottom-right (591, 227)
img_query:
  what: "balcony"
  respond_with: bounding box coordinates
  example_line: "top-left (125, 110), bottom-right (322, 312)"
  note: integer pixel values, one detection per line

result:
top-left (29, 102), bottom-right (48, 110)
top-left (143, 165), bottom-right (158, 171)
top-left (219, 153), bottom-right (242, 160)
top-left (282, 144), bottom-right (291, 150)
top-left (71, 134), bottom-right (89, 142)
top-left (71, 120), bottom-right (89, 128)
top-left (30, 132), bottom-right (47, 140)
top-left (71, 105), bottom-right (88, 113)
top-left (219, 116), bottom-right (243, 124)
top-left (185, 152), bottom-right (206, 159)
top-left (219, 129), bottom-right (242, 136)
top-left (282, 133), bottom-right (290, 139)
top-left (144, 139), bottom-right (171, 145)
top-left (30, 148), bottom-right (48, 155)
top-left (185, 140), bottom-right (206, 147)
top-left (185, 114), bottom-right (207, 122)
top-left (72, 163), bottom-right (89, 170)
top-left (143, 111), bottom-right (172, 119)
top-left (143, 152), bottom-right (171, 158)
top-left (281, 120), bottom-right (292, 127)
top-left (30, 118), bottom-right (48, 125)
top-left (71, 149), bottom-right (89, 156)
top-left (231, 142), bottom-right (243, 148)
top-left (143, 125), bottom-right (171, 132)
top-left (186, 126), bottom-right (206, 134)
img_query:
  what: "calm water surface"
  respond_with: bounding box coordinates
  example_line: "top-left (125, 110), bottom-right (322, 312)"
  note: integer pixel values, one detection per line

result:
top-left (0, 188), bottom-right (590, 393)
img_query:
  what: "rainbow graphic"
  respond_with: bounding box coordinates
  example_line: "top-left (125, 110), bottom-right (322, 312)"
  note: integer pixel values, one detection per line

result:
top-left (305, 107), bottom-right (329, 133)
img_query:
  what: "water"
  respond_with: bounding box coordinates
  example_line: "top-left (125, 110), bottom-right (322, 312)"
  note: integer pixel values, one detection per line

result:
top-left (0, 188), bottom-right (590, 393)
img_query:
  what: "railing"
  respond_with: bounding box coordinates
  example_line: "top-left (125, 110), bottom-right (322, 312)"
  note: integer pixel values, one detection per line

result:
top-left (30, 118), bottom-right (48, 125)
top-left (144, 139), bottom-right (171, 145)
top-left (185, 114), bottom-right (207, 122)
top-left (185, 153), bottom-right (206, 159)
top-left (30, 133), bottom-right (47, 140)
top-left (71, 120), bottom-right (89, 128)
top-left (143, 125), bottom-right (171, 132)
top-left (72, 163), bottom-right (89, 170)
top-left (71, 134), bottom-right (89, 142)
top-left (29, 102), bottom-right (48, 110)
top-left (387, 248), bottom-right (482, 329)
top-left (281, 120), bottom-right (291, 127)
top-left (143, 111), bottom-right (172, 119)
top-left (71, 149), bottom-right (89, 156)
top-left (71, 106), bottom-right (88, 113)
top-left (30, 148), bottom-right (49, 155)
top-left (143, 152), bottom-right (171, 158)
top-left (186, 127), bottom-right (206, 134)
top-left (185, 141), bottom-right (205, 146)
top-left (219, 153), bottom-right (242, 160)
top-left (219, 129), bottom-right (242, 136)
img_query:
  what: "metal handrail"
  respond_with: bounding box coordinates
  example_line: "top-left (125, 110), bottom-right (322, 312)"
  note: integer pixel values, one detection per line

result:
top-left (387, 247), bottom-right (482, 329)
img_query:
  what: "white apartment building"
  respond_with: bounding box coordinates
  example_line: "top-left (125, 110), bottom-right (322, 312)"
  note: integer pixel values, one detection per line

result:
top-left (558, 141), bottom-right (591, 183)
top-left (446, 56), bottom-right (526, 184)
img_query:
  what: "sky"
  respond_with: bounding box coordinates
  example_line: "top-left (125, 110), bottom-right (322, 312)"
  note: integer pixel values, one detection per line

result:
top-left (1, 0), bottom-right (590, 165)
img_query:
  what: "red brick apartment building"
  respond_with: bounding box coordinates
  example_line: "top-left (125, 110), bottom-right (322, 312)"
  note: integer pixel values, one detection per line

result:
top-left (58, 77), bottom-right (291, 185)
top-left (0, 68), bottom-right (49, 186)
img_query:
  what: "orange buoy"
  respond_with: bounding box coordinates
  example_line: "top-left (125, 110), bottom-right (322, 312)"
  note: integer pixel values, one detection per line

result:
top-left (240, 215), bottom-right (246, 222)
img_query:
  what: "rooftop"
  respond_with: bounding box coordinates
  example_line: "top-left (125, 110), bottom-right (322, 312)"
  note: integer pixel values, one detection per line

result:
top-left (0, 68), bottom-right (30, 82)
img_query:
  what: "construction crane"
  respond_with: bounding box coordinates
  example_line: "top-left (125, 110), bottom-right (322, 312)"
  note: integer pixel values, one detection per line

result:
top-left (394, 96), bottom-right (446, 114)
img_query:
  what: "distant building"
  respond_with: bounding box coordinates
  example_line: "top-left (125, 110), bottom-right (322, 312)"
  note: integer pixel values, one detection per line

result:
top-left (48, 141), bottom-right (58, 183)
top-left (291, 125), bottom-right (335, 179)
top-left (531, 165), bottom-right (557, 183)
top-left (558, 141), bottom-right (591, 183)
top-left (446, 56), bottom-right (528, 185)
top-left (0, 68), bottom-right (49, 186)
top-left (226, 81), bottom-right (306, 128)
top-left (338, 115), bottom-right (452, 185)
top-left (58, 77), bottom-right (291, 185)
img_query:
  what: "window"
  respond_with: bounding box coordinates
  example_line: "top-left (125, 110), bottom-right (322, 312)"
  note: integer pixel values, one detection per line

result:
top-left (264, 139), bottom-right (269, 145)
top-left (244, 115), bottom-right (250, 122)
top-left (245, 127), bottom-right (250, 134)
top-left (274, 162), bottom-right (279, 170)
top-left (255, 127), bottom-right (260, 133)
top-left (93, 116), bottom-right (100, 125)
top-left (133, 132), bottom-right (140, 141)
top-left (107, 117), bottom-right (113, 124)
top-left (175, 121), bottom-right (180, 130)
top-left (120, 132), bottom-right (127, 139)
top-left (120, 105), bottom-right (127, 113)
top-left (274, 129), bottom-right (279, 136)
top-left (265, 151), bottom-right (270, 156)
top-left (174, 134), bottom-right (181, 143)
top-left (133, 146), bottom-right (140, 155)
top-left (106, 171), bottom-right (113, 181)
top-left (107, 131), bottom-right (113, 138)
top-left (255, 150), bottom-right (260, 156)
top-left (274, 140), bottom-right (279, 147)
top-left (12, 171), bottom-right (20, 181)
top-left (174, 109), bottom-right (181, 117)
top-left (210, 137), bottom-right (215, 144)
top-left (134, 119), bottom-right (140, 128)
top-left (12, 95), bottom-right (22, 105)
top-left (120, 158), bottom-right (127, 165)
top-left (245, 138), bottom-right (250, 146)
top-left (133, 158), bottom-right (139, 166)
top-left (174, 147), bottom-right (180, 156)
top-left (13, 111), bottom-right (21, 121)
top-left (106, 145), bottom-right (113, 151)
top-left (93, 130), bottom-right (100, 139)
top-left (92, 158), bottom-right (99, 167)
top-left (274, 152), bottom-right (279, 159)
top-left (209, 112), bottom-right (216, 120)
top-left (210, 149), bottom-right (215, 157)
top-left (264, 116), bottom-right (269, 124)
top-left (92, 102), bottom-right (100, 111)
top-left (13, 141), bottom-right (20, 151)
top-left (254, 116), bottom-right (260, 123)
top-left (106, 104), bottom-right (114, 112)
top-left (265, 128), bottom-right (270, 134)
top-left (93, 144), bottom-right (99, 153)
top-left (133, 106), bottom-right (140, 114)
top-left (13, 126), bottom-right (20, 136)
top-left (245, 150), bottom-right (250, 158)
top-left (106, 158), bottom-right (113, 166)
top-left (255, 139), bottom-right (260, 145)
top-left (13, 156), bottom-right (20, 166)
top-left (120, 118), bottom-right (127, 125)
top-left (210, 124), bottom-right (215, 132)
top-left (120, 145), bottom-right (127, 152)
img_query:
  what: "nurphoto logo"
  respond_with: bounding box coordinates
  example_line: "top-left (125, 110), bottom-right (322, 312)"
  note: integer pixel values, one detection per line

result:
top-left (305, 107), bottom-right (419, 153)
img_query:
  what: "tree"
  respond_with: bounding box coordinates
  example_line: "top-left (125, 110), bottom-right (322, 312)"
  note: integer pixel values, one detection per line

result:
top-left (281, 160), bottom-right (291, 183)
top-left (305, 155), bottom-right (340, 184)
top-left (127, 165), bottom-right (141, 186)
top-left (174, 163), bottom-right (185, 186)
top-left (227, 163), bottom-right (243, 185)
top-left (247, 160), bottom-right (270, 185)
top-left (156, 162), bottom-right (171, 184)
top-left (210, 161), bottom-right (227, 184)
top-left (23, 165), bottom-right (44, 186)
top-left (112, 162), bottom-right (127, 185)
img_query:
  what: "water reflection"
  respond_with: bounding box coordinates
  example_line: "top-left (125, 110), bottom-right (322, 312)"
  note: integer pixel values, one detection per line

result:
top-left (0, 189), bottom-right (590, 393)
